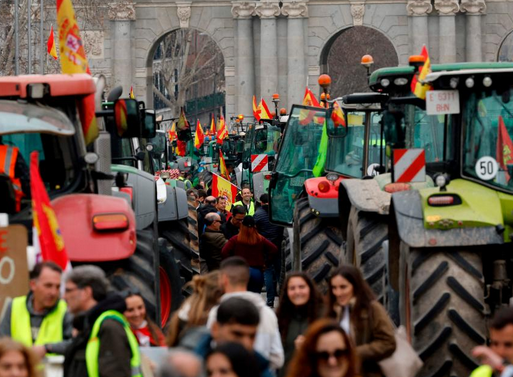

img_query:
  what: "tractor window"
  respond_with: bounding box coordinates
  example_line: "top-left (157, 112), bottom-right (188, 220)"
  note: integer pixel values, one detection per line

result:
top-left (1, 132), bottom-right (77, 197)
top-left (462, 88), bottom-right (513, 192)
top-left (270, 106), bottom-right (327, 225)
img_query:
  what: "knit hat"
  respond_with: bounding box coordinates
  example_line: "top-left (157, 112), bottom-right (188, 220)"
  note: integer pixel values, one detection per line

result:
top-left (242, 215), bottom-right (255, 228)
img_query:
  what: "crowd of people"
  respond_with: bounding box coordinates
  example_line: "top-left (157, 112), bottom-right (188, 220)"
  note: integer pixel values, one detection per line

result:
top-left (2, 185), bottom-right (513, 377)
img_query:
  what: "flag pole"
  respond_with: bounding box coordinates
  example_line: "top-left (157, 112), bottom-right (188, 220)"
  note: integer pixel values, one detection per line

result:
top-left (14, 0), bottom-right (19, 75)
top-left (40, 0), bottom-right (44, 74)
top-left (28, 0), bottom-right (32, 74)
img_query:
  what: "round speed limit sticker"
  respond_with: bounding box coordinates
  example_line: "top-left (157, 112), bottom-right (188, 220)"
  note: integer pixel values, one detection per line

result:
top-left (475, 156), bottom-right (498, 181)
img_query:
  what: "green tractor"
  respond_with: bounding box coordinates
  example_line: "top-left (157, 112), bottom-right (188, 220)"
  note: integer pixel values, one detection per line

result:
top-left (268, 96), bottom-right (386, 290)
top-left (341, 61), bottom-right (513, 377)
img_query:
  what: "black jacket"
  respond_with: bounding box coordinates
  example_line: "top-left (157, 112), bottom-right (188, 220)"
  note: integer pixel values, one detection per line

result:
top-left (197, 204), bottom-right (218, 235)
top-left (221, 219), bottom-right (240, 240)
top-left (63, 293), bottom-right (133, 377)
top-left (200, 229), bottom-right (228, 271)
top-left (254, 205), bottom-right (283, 246)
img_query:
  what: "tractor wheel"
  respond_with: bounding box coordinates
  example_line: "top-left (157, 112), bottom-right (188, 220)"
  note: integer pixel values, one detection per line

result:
top-left (187, 198), bottom-right (200, 273)
top-left (109, 228), bottom-right (159, 321)
top-left (160, 219), bottom-right (196, 282)
top-left (278, 230), bottom-right (290, 294)
top-left (158, 238), bottom-right (183, 327)
top-left (345, 206), bottom-right (388, 302)
top-left (401, 245), bottom-right (486, 377)
top-left (293, 197), bottom-right (343, 293)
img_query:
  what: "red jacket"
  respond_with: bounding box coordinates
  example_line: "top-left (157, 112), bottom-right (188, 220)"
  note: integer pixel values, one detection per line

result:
top-left (222, 235), bottom-right (278, 268)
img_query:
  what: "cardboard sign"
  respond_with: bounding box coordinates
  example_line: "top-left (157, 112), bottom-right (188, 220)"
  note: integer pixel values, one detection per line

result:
top-left (0, 225), bottom-right (29, 322)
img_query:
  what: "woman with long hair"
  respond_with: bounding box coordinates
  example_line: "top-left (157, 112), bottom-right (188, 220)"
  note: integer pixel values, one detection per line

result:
top-left (206, 342), bottom-right (262, 377)
top-left (221, 216), bottom-right (278, 293)
top-left (166, 270), bottom-right (223, 347)
top-left (276, 272), bottom-right (324, 377)
top-left (286, 319), bottom-right (357, 377)
top-left (123, 290), bottom-right (166, 347)
top-left (0, 338), bottom-right (38, 377)
top-left (326, 265), bottom-right (395, 377)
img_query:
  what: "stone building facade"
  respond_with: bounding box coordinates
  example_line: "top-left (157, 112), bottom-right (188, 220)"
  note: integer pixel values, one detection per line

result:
top-left (89, 0), bottom-right (510, 120)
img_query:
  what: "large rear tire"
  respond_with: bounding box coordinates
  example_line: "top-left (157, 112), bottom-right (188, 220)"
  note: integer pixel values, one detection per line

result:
top-left (401, 245), bottom-right (486, 377)
top-left (160, 219), bottom-right (197, 282)
top-left (158, 238), bottom-right (184, 327)
top-left (345, 206), bottom-right (388, 302)
top-left (293, 197), bottom-right (343, 292)
top-left (187, 198), bottom-right (200, 273)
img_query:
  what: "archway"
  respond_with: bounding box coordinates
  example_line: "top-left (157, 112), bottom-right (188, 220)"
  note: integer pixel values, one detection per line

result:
top-left (150, 28), bottom-right (226, 126)
top-left (320, 27), bottom-right (399, 96)
top-left (498, 30), bottom-right (513, 61)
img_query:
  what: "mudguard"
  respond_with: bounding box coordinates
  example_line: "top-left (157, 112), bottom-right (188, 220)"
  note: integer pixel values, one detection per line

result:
top-left (113, 165), bottom-right (156, 230)
top-left (340, 178), bottom-right (391, 215)
top-left (391, 190), bottom-right (504, 248)
top-left (158, 185), bottom-right (188, 222)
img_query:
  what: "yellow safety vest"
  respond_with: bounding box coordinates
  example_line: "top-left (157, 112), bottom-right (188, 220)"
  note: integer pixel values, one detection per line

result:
top-left (233, 200), bottom-right (255, 216)
top-left (11, 296), bottom-right (67, 348)
top-left (470, 365), bottom-right (494, 377)
top-left (85, 310), bottom-right (142, 377)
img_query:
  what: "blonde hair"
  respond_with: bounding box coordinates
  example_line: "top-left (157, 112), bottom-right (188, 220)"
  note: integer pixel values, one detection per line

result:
top-left (0, 338), bottom-right (39, 377)
top-left (166, 271), bottom-right (223, 346)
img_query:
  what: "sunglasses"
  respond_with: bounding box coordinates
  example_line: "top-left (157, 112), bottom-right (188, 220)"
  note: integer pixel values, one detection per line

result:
top-left (315, 349), bottom-right (348, 362)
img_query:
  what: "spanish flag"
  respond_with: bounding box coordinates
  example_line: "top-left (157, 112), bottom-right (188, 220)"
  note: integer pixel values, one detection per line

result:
top-left (47, 25), bottom-right (58, 60)
top-left (210, 114), bottom-right (216, 136)
top-left (211, 173), bottom-right (239, 210)
top-left (177, 107), bottom-right (189, 131)
top-left (57, 0), bottom-right (98, 145)
top-left (194, 120), bottom-right (205, 149)
top-left (331, 102), bottom-right (346, 128)
top-left (259, 98), bottom-right (272, 120)
top-left (216, 115), bottom-right (228, 145)
top-left (168, 122), bottom-right (177, 142)
top-left (497, 116), bottom-right (513, 181)
top-left (411, 45), bottom-right (433, 100)
top-left (303, 87), bottom-right (320, 107)
top-left (253, 95), bottom-right (261, 121)
top-left (219, 150), bottom-right (230, 181)
top-left (176, 140), bottom-right (187, 156)
top-left (129, 86), bottom-right (135, 99)
top-left (300, 87), bottom-right (321, 125)
top-left (30, 151), bottom-right (69, 270)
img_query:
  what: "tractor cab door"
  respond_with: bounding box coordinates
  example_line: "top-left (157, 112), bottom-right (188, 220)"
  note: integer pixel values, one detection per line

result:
top-left (269, 105), bottom-right (329, 226)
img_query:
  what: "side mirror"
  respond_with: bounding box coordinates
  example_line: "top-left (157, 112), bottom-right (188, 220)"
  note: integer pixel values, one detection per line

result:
top-left (142, 110), bottom-right (157, 139)
top-left (114, 99), bottom-right (141, 138)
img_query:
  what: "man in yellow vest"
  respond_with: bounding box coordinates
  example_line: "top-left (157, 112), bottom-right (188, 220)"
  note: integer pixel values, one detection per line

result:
top-left (0, 261), bottom-right (72, 356)
top-left (472, 307), bottom-right (513, 377)
top-left (62, 265), bottom-right (141, 377)
top-left (232, 187), bottom-right (255, 216)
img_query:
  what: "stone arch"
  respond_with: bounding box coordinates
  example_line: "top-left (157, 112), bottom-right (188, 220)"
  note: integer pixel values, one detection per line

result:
top-left (319, 25), bottom-right (399, 95)
top-left (132, 4), bottom-right (235, 115)
top-left (497, 29), bottom-right (513, 62)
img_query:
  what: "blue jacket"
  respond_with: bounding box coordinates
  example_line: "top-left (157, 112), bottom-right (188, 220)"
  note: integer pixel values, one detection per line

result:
top-left (194, 334), bottom-right (274, 377)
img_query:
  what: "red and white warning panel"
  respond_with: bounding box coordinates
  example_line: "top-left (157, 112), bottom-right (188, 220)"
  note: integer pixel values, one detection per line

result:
top-left (393, 149), bottom-right (426, 183)
top-left (251, 154), bottom-right (269, 173)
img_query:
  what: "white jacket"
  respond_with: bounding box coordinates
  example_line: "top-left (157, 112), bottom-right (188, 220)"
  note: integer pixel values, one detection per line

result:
top-left (206, 291), bottom-right (285, 369)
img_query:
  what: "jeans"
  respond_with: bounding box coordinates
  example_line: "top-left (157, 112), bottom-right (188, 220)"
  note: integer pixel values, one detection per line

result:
top-left (264, 266), bottom-right (276, 307)
top-left (248, 267), bottom-right (264, 293)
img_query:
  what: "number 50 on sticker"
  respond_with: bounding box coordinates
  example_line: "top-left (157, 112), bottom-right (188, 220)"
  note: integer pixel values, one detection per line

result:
top-left (475, 156), bottom-right (498, 181)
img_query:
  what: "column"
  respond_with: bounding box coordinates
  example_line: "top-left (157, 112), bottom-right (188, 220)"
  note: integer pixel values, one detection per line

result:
top-left (461, 0), bottom-right (486, 62)
top-left (108, 2), bottom-right (136, 95)
top-left (282, 2), bottom-right (308, 109)
top-left (435, 0), bottom-right (459, 63)
top-left (255, 2), bottom-right (281, 99)
top-left (406, 0), bottom-right (432, 54)
top-left (232, 2), bottom-right (257, 119)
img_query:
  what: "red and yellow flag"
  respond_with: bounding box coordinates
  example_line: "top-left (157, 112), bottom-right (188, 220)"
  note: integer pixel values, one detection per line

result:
top-left (411, 45), bottom-right (433, 100)
top-left (129, 86), bottom-right (135, 99)
top-left (168, 122), bottom-right (177, 142)
top-left (332, 102), bottom-right (346, 128)
top-left (30, 151), bottom-right (69, 270)
top-left (47, 25), bottom-right (58, 60)
top-left (216, 115), bottom-right (228, 145)
top-left (219, 150), bottom-right (230, 181)
top-left (194, 120), bottom-right (205, 149)
top-left (209, 115), bottom-right (216, 136)
top-left (57, 0), bottom-right (98, 145)
top-left (177, 107), bottom-right (189, 131)
top-left (303, 87), bottom-right (320, 107)
top-left (497, 116), bottom-right (513, 180)
top-left (211, 173), bottom-right (239, 210)
top-left (176, 140), bottom-right (187, 156)
top-left (253, 95), bottom-right (261, 121)
top-left (259, 99), bottom-right (272, 120)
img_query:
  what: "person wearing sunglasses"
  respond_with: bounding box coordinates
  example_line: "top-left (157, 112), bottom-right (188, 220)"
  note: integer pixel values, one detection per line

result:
top-left (286, 319), bottom-right (357, 377)
top-left (326, 266), bottom-right (395, 377)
